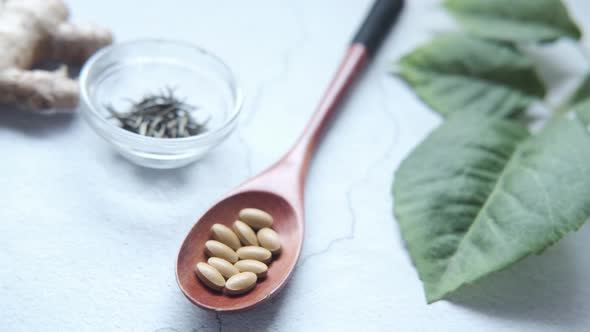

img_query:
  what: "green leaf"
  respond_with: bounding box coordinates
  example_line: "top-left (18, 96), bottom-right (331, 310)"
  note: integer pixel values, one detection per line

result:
top-left (444, 0), bottom-right (582, 42)
top-left (393, 109), bottom-right (590, 303)
top-left (397, 35), bottom-right (545, 117)
top-left (562, 75), bottom-right (590, 114)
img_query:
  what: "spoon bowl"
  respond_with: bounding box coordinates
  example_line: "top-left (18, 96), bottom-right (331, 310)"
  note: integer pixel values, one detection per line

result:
top-left (177, 190), bottom-right (303, 312)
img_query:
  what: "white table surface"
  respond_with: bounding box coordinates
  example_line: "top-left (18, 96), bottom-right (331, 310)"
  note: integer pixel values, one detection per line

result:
top-left (2, 0), bottom-right (590, 331)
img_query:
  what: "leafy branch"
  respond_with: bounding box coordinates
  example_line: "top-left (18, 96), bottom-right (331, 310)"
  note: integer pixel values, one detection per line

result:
top-left (391, 0), bottom-right (590, 303)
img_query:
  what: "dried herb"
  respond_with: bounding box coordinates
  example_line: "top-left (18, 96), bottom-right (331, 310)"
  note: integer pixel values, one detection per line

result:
top-left (106, 87), bottom-right (207, 138)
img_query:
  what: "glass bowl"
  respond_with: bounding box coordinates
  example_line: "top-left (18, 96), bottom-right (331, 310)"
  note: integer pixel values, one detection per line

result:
top-left (79, 39), bottom-right (243, 169)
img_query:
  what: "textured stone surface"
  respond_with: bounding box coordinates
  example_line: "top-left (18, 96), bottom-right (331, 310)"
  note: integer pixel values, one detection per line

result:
top-left (2, 0), bottom-right (590, 331)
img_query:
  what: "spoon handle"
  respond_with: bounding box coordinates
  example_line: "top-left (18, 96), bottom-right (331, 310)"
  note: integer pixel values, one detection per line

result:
top-left (284, 0), bottom-right (404, 177)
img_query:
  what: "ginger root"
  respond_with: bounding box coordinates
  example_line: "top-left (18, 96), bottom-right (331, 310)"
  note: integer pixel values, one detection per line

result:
top-left (0, 0), bottom-right (112, 111)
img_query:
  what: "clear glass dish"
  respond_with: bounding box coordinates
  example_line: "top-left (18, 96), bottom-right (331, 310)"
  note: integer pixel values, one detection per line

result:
top-left (79, 39), bottom-right (243, 169)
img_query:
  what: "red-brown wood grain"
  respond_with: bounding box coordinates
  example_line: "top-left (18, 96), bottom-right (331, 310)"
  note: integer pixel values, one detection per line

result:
top-left (176, 44), bottom-right (369, 312)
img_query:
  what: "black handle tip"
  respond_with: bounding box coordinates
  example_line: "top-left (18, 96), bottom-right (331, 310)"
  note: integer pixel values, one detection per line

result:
top-left (352, 0), bottom-right (404, 55)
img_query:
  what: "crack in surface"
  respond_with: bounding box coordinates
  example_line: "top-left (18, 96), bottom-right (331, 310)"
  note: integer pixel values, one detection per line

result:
top-left (378, 77), bottom-right (406, 251)
top-left (298, 187), bottom-right (357, 266)
top-left (193, 324), bottom-right (208, 332)
top-left (236, 0), bottom-right (307, 177)
top-left (376, 76), bottom-right (401, 165)
top-left (242, 0), bottom-right (308, 126)
top-left (215, 313), bottom-right (223, 332)
top-left (298, 77), bottom-right (401, 266)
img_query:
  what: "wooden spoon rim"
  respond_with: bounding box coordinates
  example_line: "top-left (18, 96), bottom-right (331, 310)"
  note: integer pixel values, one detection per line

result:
top-left (176, 190), bottom-right (303, 312)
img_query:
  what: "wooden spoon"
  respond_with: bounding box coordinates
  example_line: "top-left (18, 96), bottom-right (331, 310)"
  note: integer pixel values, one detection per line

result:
top-left (177, 0), bottom-right (404, 312)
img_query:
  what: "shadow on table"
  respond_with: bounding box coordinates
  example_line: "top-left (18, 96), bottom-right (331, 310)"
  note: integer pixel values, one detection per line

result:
top-left (107, 133), bottom-right (242, 189)
top-left (0, 105), bottom-right (75, 137)
top-left (447, 225), bottom-right (589, 330)
top-left (175, 280), bottom-right (293, 332)
top-left (111, 153), bottom-right (195, 187)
